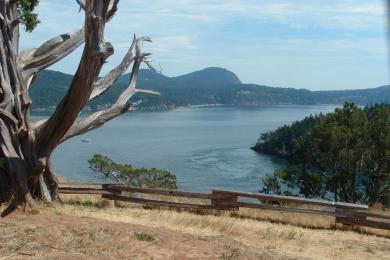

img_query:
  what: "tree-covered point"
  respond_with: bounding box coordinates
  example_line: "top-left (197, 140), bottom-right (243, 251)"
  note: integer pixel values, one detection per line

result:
top-left (252, 102), bottom-right (390, 208)
top-left (88, 154), bottom-right (177, 189)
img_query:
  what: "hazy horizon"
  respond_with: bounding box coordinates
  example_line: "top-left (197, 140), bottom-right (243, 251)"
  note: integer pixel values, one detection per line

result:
top-left (20, 0), bottom-right (389, 91)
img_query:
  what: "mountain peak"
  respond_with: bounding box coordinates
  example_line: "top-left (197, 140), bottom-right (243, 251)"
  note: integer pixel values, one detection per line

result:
top-left (173, 67), bottom-right (241, 85)
top-left (139, 69), bottom-right (168, 81)
top-left (30, 69), bottom-right (390, 111)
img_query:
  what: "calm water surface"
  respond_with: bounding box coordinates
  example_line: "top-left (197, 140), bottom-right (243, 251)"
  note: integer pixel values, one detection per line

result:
top-left (34, 105), bottom-right (337, 193)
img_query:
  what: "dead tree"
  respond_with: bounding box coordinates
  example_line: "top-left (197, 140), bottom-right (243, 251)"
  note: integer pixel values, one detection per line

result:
top-left (0, 0), bottom-right (159, 216)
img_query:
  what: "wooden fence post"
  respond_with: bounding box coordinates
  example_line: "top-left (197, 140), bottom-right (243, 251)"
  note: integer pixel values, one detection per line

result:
top-left (335, 207), bottom-right (367, 228)
top-left (101, 184), bottom-right (121, 208)
top-left (211, 190), bottom-right (239, 210)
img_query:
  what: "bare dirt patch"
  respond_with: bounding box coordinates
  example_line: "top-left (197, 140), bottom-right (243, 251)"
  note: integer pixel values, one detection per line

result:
top-left (0, 210), bottom-right (284, 260)
top-left (1, 196), bottom-right (389, 260)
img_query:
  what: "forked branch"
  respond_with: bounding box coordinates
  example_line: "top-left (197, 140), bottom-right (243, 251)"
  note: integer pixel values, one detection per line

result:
top-left (89, 35), bottom-right (136, 100)
top-left (36, 0), bottom-right (115, 155)
top-left (76, 0), bottom-right (118, 21)
top-left (114, 36), bottom-right (160, 106)
top-left (19, 0), bottom-right (120, 88)
top-left (63, 36), bottom-right (160, 141)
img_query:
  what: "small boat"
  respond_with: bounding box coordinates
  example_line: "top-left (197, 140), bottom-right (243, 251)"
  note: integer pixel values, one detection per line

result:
top-left (81, 138), bottom-right (91, 143)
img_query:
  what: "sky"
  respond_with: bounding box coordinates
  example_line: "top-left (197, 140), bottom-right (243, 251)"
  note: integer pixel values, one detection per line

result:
top-left (20, 0), bottom-right (389, 90)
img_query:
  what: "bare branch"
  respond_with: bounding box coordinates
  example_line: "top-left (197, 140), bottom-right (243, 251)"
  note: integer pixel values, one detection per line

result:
top-left (62, 36), bottom-right (160, 141)
top-left (107, 0), bottom-right (119, 21)
top-left (89, 35), bottom-right (136, 100)
top-left (19, 27), bottom-right (85, 82)
top-left (76, 0), bottom-right (117, 21)
top-left (114, 37), bottom-right (160, 106)
top-left (9, 0), bottom-right (19, 7)
top-left (20, 0), bottom-right (120, 87)
top-left (31, 118), bottom-right (47, 130)
top-left (144, 59), bottom-right (157, 72)
top-left (75, 0), bottom-right (86, 11)
top-left (36, 0), bottom-right (114, 155)
top-left (62, 104), bottom-right (134, 141)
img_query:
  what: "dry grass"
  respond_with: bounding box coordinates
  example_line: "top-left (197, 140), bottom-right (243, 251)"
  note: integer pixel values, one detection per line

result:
top-left (51, 193), bottom-right (390, 260)
top-left (59, 187), bottom-right (390, 233)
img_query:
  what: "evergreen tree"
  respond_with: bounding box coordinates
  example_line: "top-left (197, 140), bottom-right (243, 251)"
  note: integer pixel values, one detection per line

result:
top-left (254, 102), bottom-right (390, 207)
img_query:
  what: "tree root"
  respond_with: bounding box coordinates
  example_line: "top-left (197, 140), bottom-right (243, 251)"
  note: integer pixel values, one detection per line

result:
top-left (45, 159), bottom-right (60, 202)
top-left (1, 198), bottom-right (18, 217)
top-left (39, 174), bottom-right (52, 202)
top-left (1, 192), bottom-right (36, 217)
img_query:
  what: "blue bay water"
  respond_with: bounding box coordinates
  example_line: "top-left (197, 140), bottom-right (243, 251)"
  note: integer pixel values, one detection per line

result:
top-left (33, 105), bottom-right (337, 193)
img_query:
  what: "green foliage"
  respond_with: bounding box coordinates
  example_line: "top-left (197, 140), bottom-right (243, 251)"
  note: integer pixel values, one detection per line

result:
top-left (275, 166), bottom-right (326, 199)
top-left (88, 154), bottom-right (177, 189)
top-left (255, 102), bottom-right (390, 207)
top-left (287, 230), bottom-right (298, 240)
top-left (259, 174), bottom-right (281, 195)
top-left (18, 0), bottom-right (40, 32)
top-left (24, 227), bottom-right (36, 235)
top-left (8, 240), bottom-right (27, 252)
top-left (134, 232), bottom-right (154, 242)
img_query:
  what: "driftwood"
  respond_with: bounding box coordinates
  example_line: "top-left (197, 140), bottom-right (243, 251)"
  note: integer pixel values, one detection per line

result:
top-left (0, 0), bottom-right (159, 216)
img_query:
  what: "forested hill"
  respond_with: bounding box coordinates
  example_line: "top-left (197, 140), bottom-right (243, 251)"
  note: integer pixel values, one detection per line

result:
top-left (29, 68), bottom-right (390, 111)
top-left (252, 103), bottom-right (390, 206)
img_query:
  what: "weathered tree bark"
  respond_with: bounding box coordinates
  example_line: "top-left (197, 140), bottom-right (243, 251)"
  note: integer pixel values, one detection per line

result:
top-left (0, 0), bottom-right (159, 216)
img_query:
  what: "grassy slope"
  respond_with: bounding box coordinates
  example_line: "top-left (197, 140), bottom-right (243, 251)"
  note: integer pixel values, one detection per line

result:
top-left (50, 194), bottom-right (390, 259)
top-left (1, 192), bottom-right (389, 259)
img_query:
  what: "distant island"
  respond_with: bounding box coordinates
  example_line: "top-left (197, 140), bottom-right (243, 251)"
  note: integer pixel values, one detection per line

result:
top-left (30, 67), bottom-right (390, 112)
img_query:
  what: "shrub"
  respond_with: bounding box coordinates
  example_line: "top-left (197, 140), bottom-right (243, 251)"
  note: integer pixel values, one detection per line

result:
top-left (88, 154), bottom-right (177, 189)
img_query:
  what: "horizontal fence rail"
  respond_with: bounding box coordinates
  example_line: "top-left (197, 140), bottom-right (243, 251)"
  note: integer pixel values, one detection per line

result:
top-left (58, 183), bottom-right (390, 231)
top-left (212, 189), bottom-right (369, 210)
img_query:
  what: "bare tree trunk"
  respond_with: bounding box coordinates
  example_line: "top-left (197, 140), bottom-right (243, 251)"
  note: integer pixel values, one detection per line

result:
top-left (0, 1), bottom-right (38, 215)
top-left (0, 0), bottom-right (159, 217)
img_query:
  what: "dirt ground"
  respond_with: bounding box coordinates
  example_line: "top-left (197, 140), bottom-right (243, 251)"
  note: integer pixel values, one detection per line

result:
top-left (0, 210), bottom-right (292, 260)
top-left (1, 199), bottom-right (389, 260)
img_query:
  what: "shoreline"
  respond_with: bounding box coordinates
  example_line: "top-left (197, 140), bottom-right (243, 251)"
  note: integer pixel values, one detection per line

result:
top-left (31, 103), bottom-right (342, 114)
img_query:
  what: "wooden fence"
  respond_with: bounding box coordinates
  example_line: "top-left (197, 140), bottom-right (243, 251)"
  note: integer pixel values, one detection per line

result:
top-left (59, 183), bottom-right (390, 231)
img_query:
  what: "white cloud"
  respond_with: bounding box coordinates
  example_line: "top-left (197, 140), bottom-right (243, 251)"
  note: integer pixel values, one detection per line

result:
top-left (18, 0), bottom-right (389, 90)
top-left (153, 36), bottom-right (197, 53)
top-left (114, 0), bottom-right (386, 30)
